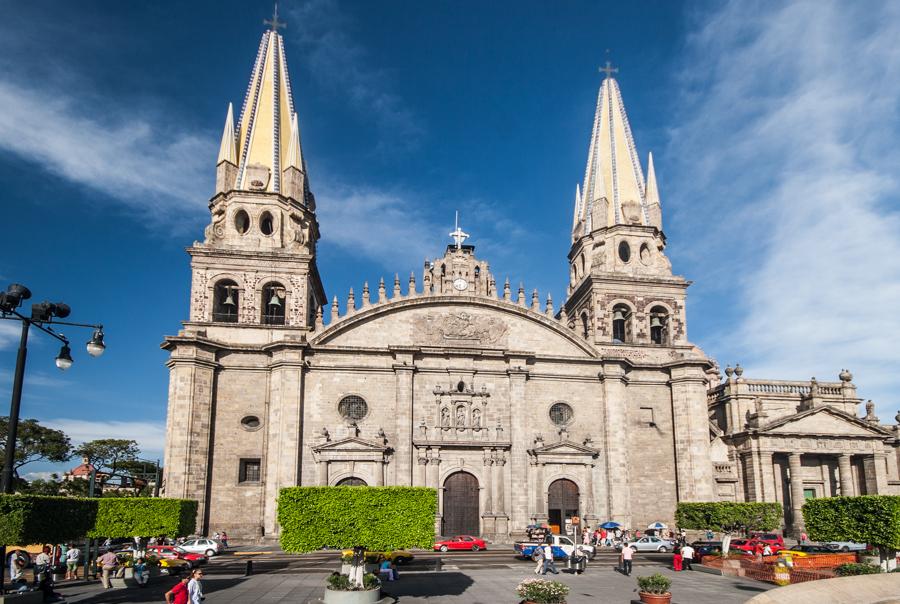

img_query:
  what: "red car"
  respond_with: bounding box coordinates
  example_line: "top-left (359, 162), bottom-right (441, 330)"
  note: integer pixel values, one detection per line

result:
top-left (434, 535), bottom-right (487, 552)
top-left (730, 538), bottom-right (784, 554)
top-left (147, 545), bottom-right (208, 566)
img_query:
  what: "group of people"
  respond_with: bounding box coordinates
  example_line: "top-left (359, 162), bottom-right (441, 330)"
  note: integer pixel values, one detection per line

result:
top-left (7, 544), bottom-right (79, 601)
top-left (164, 568), bottom-right (206, 604)
top-left (672, 543), bottom-right (696, 571)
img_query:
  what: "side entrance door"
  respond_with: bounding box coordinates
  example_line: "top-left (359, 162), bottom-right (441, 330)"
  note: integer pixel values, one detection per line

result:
top-left (442, 471), bottom-right (480, 536)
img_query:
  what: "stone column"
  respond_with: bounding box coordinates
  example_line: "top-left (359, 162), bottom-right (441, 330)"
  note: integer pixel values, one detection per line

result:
top-left (375, 459), bottom-right (385, 486)
top-left (863, 454), bottom-right (889, 494)
top-left (483, 453), bottom-right (494, 514)
top-left (494, 455), bottom-right (506, 515)
top-left (788, 452), bottom-right (805, 536)
top-left (669, 363), bottom-right (715, 501)
top-left (392, 355), bottom-right (415, 485)
top-left (838, 454), bottom-right (854, 497)
top-left (315, 459), bottom-right (327, 486)
top-left (507, 363), bottom-right (530, 530)
top-left (416, 453), bottom-right (428, 487)
top-left (601, 362), bottom-right (631, 526)
top-left (429, 457), bottom-right (442, 534)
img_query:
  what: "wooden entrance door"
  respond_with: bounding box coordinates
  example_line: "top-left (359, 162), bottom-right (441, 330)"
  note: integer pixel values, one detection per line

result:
top-left (442, 471), bottom-right (480, 536)
top-left (548, 479), bottom-right (579, 535)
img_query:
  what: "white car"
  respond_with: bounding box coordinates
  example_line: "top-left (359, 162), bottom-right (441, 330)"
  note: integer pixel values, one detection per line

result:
top-left (825, 541), bottom-right (867, 552)
top-left (178, 538), bottom-right (223, 557)
top-left (617, 536), bottom-right (674, 553)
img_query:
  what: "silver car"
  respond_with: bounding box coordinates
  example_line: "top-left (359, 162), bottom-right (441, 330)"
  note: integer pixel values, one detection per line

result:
top-left (619, 536), bottom-right (674, 552)
top-left (178, 538), bottom-right (222, 557)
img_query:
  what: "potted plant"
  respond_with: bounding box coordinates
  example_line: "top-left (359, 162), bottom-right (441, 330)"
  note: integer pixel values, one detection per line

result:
top-left (324, 571), bottom-right (381, 604)
top-left (636, 573), bottom-right (672, 604)
top-left (515, 577), bottom-right (570, 604)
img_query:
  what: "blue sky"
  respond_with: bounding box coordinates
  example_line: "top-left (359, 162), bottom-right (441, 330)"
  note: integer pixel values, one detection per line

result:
top-left (1, 0), bottom-right (899, 478)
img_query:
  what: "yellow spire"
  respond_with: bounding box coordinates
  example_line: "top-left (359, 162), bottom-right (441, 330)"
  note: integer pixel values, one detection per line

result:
top-left (285, 112), bottom-right (303, 171)
top-left (217, 103), bottom-right (237, 165)
top-left (233, 27), bottom-right (299, 193)
top-left (645, 151), bottom-right (662, 229)
top-left (576, 64), bottom-right (647, 233)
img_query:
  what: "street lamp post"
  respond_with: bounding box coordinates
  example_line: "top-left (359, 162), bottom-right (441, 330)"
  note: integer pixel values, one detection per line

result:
top-left (0, 283), bottom-right (105, 494)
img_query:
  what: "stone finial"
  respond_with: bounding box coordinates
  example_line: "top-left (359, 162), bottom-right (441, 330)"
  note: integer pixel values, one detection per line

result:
top-left (531, 289), bottom-right (540, 311)
top-left (545, 293), bottom-right (554, 317)
top-left (517, 283), bottom-right (526, 307)
top-left (560, 305), bottom-right (568, 324)
top-left (408, 272), bottom-right (416, 296)
top-left (865, 400), bottom-right (879, 424)
top-left (734, 364), bottom-right (744, 378)
top-left (347, 287), bottom-right (356, 311)
top-left (534, 433), bottom-right (544, 445)
top-left (362, 282), bottom-right (370, 307)
top-left (754, 397), bottom-right (766, 418)
top-left (809, 377), bottom-right (819, 396)
top-left (724, 365), bottom-right (734, 379)
top-left (895, 410), bottom-right (900, 425)
top-left (314, 305), bottom-right (324, 330)
top-left (503, 278), bottom-right (511, 301)
top-left (377, 427), bottom-right (386, 443)
top-left (378, 277), bottom-right (386, 303)
top-left (488, 277), bottom-right (496, 297)
top-left (331, 296), bottom-right (340, 321)
top-left (320, 426), bottom-right (330, 442)
top-left (393, 273), bottom-right (402, 298)
top-left (839, 368), bottom-right (853, 382)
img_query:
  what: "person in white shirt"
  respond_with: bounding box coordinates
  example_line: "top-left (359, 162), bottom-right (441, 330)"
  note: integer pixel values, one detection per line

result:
top-left (541, 543), bottom-right (559, 575)
top-left (681, 544), bottom-right (695, 570)
top-left (187, 568), bottom-right (205, 604)
top-left (65, 544), bottom-right (81, 580)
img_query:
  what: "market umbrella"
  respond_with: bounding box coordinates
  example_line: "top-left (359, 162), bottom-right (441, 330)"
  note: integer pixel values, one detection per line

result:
top-left (647, 522), bottom-right (668, 530)
top-left (600, 521), bottom-right (621, 529)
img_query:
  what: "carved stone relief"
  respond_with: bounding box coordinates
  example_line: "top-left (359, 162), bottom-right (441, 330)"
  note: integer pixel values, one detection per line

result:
top-left (414, 311), bottom-right (508, 346)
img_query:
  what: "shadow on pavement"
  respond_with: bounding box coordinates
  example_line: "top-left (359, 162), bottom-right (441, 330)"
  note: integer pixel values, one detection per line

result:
top-left (58, 577), bottom-right (246, 603)
top-left (733, 583), bottom-right (768, 592)
top-left (381, 572), bottom-right (475, 598)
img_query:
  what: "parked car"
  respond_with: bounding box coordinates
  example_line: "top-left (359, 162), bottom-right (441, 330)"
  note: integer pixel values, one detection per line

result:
top-left (749, 532), bottom-right (785, 549)
top-left (825, 541), bottom-right (867, 553)
top-left (690, 541), bottom-right (723, 558)
top-left (99, 538), bottom-right (134, 553)
top-left (178, 538), bottom-right (222, 557)
top-left (434, 535), bottom-right (488, 552)
top-left (340, 549), bottom-right (415, 564)
top-left (617, 536), bottom-right (674, 553)
top-left (146, 545), bottom-right (208, 566)
top-left (778, 544), bottom-right (840, 557)
top-left (730, 538), bottom-right (784, 554)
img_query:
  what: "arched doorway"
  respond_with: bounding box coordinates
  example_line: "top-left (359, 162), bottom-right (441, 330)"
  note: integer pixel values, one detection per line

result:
top-left (336, 477), bottom-right (367, 486)
top-left (548, 479), bottom-right (579, 535)
top-left (442, 471), bottom-right (479, 536)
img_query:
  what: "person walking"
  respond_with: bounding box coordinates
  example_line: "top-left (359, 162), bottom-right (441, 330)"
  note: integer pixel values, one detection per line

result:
top-left (65, 543), bottom-right (81, 580)
top-left (532, 545), bottom-right (544, 574)
top-left (134, 557), bottom-right (150, 587)
top-left (541, 543), bottom-right (559, 575)
top-left (799, 531), bottom-right (808, 544)
top-left (673, 545), bottom-right (683, 572)
top-left (98, 549), bottom-right (119, 589)
top-left (220, 531), bottom-right (228, 549)
top-left (165, 573), bottom-right (190, 604)
top-left (681, 543), bottom-right (695, 571)
top-left (621, 543), bottom-right (634, 576)
top-left (187, 568), bottom-right (205, 604)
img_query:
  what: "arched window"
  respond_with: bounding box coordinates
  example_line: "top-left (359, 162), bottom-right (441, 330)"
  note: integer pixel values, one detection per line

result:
top-left (213, 280), bottom-right (239, 323)
top-left (581, 312), bottom-right (590, 339)
top-left (261, 282), bottom-right (286, 325)
top-left (649, 305), bottom-right (669, 345)
top-left (612, 304), bottom-right (631, 343)
top-left (336, 477), bottom-right (367, 487)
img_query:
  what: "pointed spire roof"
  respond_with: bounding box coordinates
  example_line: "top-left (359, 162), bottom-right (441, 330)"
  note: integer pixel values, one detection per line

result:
top-left (574, 65), bottom-right (648, 236)
top-left (645, 151), bottom-right (660, 207)
top-left (233, 26), bottom-right (304, 193)
top-left (285, 112), bottom-right (304, 171)
top-left (217, 103), bottom-right (237, 165)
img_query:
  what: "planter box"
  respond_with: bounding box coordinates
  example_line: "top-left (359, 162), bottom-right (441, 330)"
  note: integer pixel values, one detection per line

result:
top-left (0, 593), bottom-right (44, 604)
top-left (323, 588), bottom-right (381, 604)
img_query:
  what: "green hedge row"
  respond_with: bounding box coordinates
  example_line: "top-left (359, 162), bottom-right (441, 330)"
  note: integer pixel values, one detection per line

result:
top-left (278, 486), bottom-right (437, 553)
top-left (803, 495), bottom-right (900, 549)
top-left (675, 502), bottom-right (783, 533)
top-left (0, 494), bottom-right (197, 546)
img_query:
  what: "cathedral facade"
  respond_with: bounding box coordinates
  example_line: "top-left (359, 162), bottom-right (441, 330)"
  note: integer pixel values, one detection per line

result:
top-left (162, 26), bottom-right (900, 542)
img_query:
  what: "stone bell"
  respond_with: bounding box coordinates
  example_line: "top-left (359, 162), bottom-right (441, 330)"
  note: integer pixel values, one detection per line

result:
top-left (613, 308), bottom-right (627, 321)
top-left (223, 289), bottom-right (236, 307)
top-left (268, 291), bottom-right (282, 307)
top-left (650, 315), bottom-right (664, 328)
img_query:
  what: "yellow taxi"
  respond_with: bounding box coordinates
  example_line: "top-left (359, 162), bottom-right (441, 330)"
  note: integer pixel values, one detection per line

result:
top-left (340, 549), bottom-right (414, 564)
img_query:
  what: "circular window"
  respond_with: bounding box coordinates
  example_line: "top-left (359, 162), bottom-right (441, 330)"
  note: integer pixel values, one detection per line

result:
top-left (235, 210), bottom-right (250, 234)
top-left (549, 402), bottom-right (574, 426)
top-left (338, 395), bottom-right (368, 421)
top-left (618, 241), bottom-right (631, 263)
top-left (260, 211), bottom-right (275, 236)
top-left (240, 415), bottom-right (261, 431)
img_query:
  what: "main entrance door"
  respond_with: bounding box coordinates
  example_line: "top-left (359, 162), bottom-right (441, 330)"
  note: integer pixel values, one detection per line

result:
top-left (442, 471), bottom-right (480, 536)
top-left (548, 479), bottom-right (579, 535)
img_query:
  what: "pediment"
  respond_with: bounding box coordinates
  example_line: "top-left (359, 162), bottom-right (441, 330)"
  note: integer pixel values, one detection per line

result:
top-left (312, 437), bottom-right (388, 453)
top-left (760, 407), bottom-right (889, 438)
top-left (529, 440), bottom-right (600, 457)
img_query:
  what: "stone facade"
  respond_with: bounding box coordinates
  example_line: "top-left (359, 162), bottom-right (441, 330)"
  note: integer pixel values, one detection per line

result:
top-left (161, 27), bottom-right (900, 542)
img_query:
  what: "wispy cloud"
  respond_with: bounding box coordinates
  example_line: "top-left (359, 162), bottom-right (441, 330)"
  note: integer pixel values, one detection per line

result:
top-left (287, 0), bottom-right (423, 152)
top-left (43, 418), bottom-right (166, 458)
top-left (0, 322), bottom-right (21, 349)
top-left (670, 1), bottom-right (900, 412)
top-left (0, 79), bottom-right (211, 224)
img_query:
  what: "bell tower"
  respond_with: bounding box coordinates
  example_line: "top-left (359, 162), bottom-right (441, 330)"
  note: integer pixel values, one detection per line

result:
top-left (188, 20), bottom-right (326, 333)
top-left (564, 64), bottom-right (687, 347)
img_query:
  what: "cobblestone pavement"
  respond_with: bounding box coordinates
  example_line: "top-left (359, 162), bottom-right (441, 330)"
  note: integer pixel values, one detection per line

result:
top-left (53, 548), bottom-right (774, 603)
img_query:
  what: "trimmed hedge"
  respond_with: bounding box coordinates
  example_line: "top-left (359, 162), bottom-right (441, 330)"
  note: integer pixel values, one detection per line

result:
top-left (0, 494), bottom-right (97, 546)
top-left (834, 562), bottom-right (882, 576)
top-left (89, 498), bottom-right (198, 538)
top-left (676, 502), bottom-right (783, 533)
top-left (803, 495), bottom-right (900, 550)
top-left (278, 486), bottom-right (437, 553)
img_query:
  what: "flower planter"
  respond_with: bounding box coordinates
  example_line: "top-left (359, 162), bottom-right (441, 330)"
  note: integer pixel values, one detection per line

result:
top-left (638, 592), bottom-right (672, 604)
top-left (323, 588), bottom-right (382, 604)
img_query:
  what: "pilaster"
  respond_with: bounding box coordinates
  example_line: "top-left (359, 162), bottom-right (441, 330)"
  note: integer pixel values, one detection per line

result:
top-left (669, 363), bottom-right (715, 501)
top-left (601, 361), bottom-right (631, 526)
top-left (392, 352), bottom-right (415, 485)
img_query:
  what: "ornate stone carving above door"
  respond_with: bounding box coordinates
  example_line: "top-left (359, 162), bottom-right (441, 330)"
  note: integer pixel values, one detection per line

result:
top-left (413, 311), bottom-right (508, 346)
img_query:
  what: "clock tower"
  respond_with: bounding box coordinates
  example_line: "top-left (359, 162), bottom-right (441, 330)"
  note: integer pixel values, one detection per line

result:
top-left (422, 219), bottom-right (495, 296)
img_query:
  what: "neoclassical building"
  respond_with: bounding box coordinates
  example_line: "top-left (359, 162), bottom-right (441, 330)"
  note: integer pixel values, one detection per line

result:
top-left (162, 24), bottom-right (900, 541)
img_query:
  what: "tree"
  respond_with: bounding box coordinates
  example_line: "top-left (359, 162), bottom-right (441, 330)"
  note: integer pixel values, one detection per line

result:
top-left (73, 439), bottom-right (139, 476)
top-left (676, 502), bottom-right (783, 534)
top-left (0, 417), bottom-right (72, 478)
top-left (804, 495), bottom-right (900, 569)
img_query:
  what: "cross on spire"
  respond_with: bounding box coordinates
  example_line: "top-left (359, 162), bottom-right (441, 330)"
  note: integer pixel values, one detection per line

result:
top-left (264, 3), bottom-right (286, 33)
top-left (599, 60), bottom-right (618, 79)
top-left (449, 211), bottom-right (469, 250)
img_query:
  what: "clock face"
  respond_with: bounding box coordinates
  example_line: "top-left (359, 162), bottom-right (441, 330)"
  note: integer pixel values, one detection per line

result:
top-left (453, 278), bottom-right (468, 291)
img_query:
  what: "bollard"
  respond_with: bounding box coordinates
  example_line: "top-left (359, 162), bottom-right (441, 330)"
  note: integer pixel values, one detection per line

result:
top-left (245, 559), bottom-right (253, 576)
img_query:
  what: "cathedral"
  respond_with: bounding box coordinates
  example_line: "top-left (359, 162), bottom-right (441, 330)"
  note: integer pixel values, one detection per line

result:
top-left (162, 24), bottom-right (900, 542)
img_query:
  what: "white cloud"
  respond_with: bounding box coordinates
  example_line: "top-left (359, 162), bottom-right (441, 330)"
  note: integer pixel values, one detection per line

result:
top-left (0, 78), bottom-right (211, 223)
top-left (671, 1), bottom-right (900, 413)
top-left (22, 471), bottom-right (58, 481)
top-left (0, 322), bottom-right (21, 349)
top-left (43, 418), bottom-right (166, 459)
